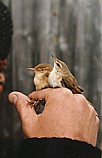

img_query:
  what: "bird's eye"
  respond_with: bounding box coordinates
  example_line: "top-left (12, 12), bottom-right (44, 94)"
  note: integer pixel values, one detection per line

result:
top-left (56, 63), bottom-right (61, 67)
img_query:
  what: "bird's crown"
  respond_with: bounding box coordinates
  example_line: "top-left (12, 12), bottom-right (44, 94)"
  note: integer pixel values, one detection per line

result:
top-left (27, 63), bottom-right (52, 72)
top-left (51, 55), bottom-right (69, 72)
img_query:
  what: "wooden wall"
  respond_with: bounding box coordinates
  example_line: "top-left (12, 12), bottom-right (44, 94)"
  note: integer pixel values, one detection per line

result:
top-left (0, 0), bottom-right (102, 157)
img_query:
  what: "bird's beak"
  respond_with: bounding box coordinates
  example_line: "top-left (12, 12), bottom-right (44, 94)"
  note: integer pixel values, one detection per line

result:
top-left (51, 54), bottom-right (57, 62)
top-left (26, 68), bottom-right (35, 71)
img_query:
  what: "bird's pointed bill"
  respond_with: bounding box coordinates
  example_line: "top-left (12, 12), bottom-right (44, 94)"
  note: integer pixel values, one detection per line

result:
top-left (26, 68), bottom-right (35, 71)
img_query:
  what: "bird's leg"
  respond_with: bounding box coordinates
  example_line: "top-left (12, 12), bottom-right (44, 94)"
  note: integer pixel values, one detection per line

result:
top-left (27, 99), bottom-right (38, 108)
top-left (27, 99), bottom-right (46, 114)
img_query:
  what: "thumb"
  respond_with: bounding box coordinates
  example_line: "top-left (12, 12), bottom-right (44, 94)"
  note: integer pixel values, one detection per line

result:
top-left (8, 92), bottom-right (37, 125)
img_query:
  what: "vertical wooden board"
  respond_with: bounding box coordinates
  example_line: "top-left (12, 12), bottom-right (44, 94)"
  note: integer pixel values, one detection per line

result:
top-left (36, 0), bottom-right (51, 63)
top-left (31, 0), bottom-right (40, 65)
top-left (73, 0), bottom-right (94, 89)
top-left (48, 0), bottom-right (60, 64)
top-left (32, 0), bottom-right (61, 64)
top-left (58, 0), bottom-right (93, 90)
top-left (98, 0), bottom-right (102, 149)
top-left (12, 0), bottom-right (34, 94)
top-left (69, 0), bottom-right (102, 107)
top-left (58, 0), bottom-right (77, 70)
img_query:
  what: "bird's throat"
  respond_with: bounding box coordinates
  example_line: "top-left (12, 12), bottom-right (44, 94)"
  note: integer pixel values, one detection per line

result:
top-left (48, 68), bottom-right (62, 88)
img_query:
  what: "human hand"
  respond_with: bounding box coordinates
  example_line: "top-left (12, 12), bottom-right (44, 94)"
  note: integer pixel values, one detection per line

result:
top-left (8, 88), bottom-right (99, 146)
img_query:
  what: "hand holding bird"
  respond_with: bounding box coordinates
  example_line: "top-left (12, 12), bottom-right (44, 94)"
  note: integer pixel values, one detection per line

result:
top-left (27, 55), bottom-right (84, 114)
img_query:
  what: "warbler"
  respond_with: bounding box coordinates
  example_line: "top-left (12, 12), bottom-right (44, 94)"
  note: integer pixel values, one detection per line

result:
top-left (48, 55), bottom-right (84, 94)
top-left (27, 63), bottom-right (53, 113)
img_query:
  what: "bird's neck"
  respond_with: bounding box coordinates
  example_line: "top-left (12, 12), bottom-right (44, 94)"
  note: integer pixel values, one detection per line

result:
top-left (34, 72), bottom-right (49, 90)
top-left (34, 72), bottom-right (43, 86)
top-left (48, 67), bottom-right (62, 88)
top-left (49, 67), bottom-right (58, 76)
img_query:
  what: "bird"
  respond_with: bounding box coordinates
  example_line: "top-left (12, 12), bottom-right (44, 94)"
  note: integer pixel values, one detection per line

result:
top-left (27, 63), bottom-right (53, 113)
top-left (27, 56), bottom-right (84, 113)
top-left (48, 55), bottom-right (84, 94)
top-left (27, 56), bottom-right (94, 114)
top-left (27, 63), bottom-right (53, 90)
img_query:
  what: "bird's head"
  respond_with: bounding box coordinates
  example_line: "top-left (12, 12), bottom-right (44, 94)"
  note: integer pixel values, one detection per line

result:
top-left (51, 55), bottom-right (68, 73)
top-left (27, 63), bottom-right (53, 76)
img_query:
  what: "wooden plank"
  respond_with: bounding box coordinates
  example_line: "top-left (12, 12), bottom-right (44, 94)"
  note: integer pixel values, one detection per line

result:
top-left (58, 0), bottom-right (77, 69)
top-left (12, 0), bottom-right (34, 94)
top-left (31, 0), bottom-right (61, 64)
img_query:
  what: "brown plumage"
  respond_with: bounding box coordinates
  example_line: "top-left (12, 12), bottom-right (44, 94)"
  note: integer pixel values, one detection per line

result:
top-left (27, 63), bottom-right (53, 114)
top-left (48, 55), bottom-right (84, 94)
top-left (27, 63), bottom-right (53, 90)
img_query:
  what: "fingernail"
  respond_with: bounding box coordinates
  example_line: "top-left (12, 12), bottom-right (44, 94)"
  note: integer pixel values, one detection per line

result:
top-left (9, 93), bottom-right (17, 104)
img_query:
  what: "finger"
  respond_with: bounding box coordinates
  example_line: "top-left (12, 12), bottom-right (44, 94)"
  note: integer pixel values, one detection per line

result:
top-left (29, 88), bottom-right (73, 101)
top-left (28, 88), bottom-right (52, 101)
top-left (8, 91), bottom-right (37, 122)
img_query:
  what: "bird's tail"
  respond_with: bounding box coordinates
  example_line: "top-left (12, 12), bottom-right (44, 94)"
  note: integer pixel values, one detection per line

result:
top-left (72, 85), bottom-right (84, 94)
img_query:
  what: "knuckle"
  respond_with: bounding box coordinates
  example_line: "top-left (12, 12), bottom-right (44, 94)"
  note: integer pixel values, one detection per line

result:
top-left (60, 88), bottom-right (72, 96)
top-left (89, 104), bottom-right (95, 112)
top-left (89, 104), bottom-right (98, 117)
top-left (96, 116), bottom-right (100, 127)
top-left (88, 104), bottom-right (100, 127)
top-left (75, 94), bottom-right (86, 104)
top-left (74, 94), bottom-right (88, 111)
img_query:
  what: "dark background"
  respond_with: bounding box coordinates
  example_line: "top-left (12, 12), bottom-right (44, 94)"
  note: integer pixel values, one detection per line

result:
top-left (0, 0), bottom-right (102, 157)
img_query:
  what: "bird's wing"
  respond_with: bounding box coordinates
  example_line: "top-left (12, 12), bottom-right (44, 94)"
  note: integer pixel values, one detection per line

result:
top-left (62, 75), bottom-right (84, 94)
top-left (62, 75), bottom-right (76, 88)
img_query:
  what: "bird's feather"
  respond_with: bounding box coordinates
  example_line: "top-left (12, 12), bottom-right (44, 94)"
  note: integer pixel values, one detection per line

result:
top-left (62, 75), bottom-right (84, 94)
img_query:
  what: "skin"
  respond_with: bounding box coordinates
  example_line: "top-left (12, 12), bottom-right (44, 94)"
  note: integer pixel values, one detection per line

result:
top-left (8, 88), bottom-right (99, 147)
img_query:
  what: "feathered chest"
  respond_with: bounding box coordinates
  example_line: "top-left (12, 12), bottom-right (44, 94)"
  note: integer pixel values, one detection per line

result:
top-left (34, 72), bottom-right (49, 90)
top-left (48, 69), bottom-right (62, 88)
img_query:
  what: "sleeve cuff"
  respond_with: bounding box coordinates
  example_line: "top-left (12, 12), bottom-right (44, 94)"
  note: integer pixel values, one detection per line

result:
top-left (20, 138), bottom-right (101, 158)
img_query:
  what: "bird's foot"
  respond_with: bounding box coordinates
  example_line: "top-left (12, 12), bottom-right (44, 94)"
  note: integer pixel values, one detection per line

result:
top-left (27, 99), bottom-right (45, 114)
top-left (27, 99), bottom-right (40, 109)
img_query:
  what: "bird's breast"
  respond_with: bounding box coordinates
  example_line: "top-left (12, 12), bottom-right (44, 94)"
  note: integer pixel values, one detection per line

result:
top-left (34, 76), bottom-right (40, 85)
top-left (48, 70), bottom-right (62, 88)
top-left (34, 75), bottom-right (49, 90)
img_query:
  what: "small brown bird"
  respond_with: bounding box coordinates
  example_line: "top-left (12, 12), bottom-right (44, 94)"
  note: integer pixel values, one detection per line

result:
top-left (27, 56), bottom-right (95, 114)
top-left (27, 63), bottom-right (53, 90)
top-left (27, 63), bottom-right (53, 113)
top-left (48, 55), bottom-right (84, 94)
top-left (27, 57), bottom-right (84, 113)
